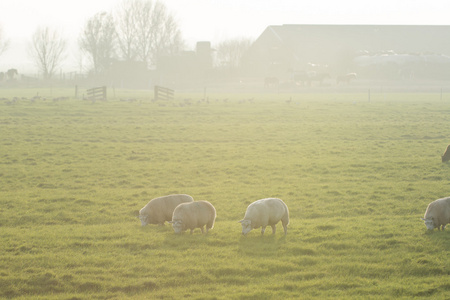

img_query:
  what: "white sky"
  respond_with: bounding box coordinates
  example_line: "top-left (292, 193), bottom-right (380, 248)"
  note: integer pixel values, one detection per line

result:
top-left (0, 0), bottom-right (449, 73)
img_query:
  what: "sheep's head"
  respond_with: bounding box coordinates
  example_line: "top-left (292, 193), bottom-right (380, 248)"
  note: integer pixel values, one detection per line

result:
top-left (139, 214), bottom-right (148, 226)
top-left (442, 145), bottom-right (450, 162)
top-left (421, 217), bottom-right (434, 230)
top-left (239, 219), bottom-right (252, 236)
top-left (169, 219), bottom-right (183, 234)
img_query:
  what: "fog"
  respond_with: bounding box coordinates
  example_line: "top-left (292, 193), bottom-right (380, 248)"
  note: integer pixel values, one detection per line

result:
top-left (1, 0), bottom-right (450, 91)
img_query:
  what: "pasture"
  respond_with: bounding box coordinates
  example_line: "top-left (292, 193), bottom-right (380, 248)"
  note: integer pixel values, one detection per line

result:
top-left (0, 89), bottom-right (449, 299)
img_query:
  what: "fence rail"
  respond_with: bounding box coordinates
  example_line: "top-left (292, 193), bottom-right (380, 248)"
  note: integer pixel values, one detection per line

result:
top-left (154, 86), bottom-right (174, 101)
top-left (86, 86), bottom-right (107, 101)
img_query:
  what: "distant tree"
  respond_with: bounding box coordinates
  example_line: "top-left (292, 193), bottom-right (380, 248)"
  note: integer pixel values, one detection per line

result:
top-left (29, 27), bottom-right (67, 80)
top-left (79, 12), bottom-right (116, 74)
top-left (114, 0), bottom-right (138, 61)
top-left (114, 0), bottom-right (184, 67)
top-left (215, 38), bottom-right (253, 70)
top-left (0, 25), bottom-right (9, 56)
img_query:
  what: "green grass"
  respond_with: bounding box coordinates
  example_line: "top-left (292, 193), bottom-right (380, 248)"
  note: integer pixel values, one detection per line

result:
top-left (0, 90), bottom-right (449, 299)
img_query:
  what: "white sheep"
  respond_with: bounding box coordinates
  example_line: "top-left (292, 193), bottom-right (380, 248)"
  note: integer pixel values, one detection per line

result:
top-left (239, 198), bottom-right (289, 236)
top-left (139, 194), bottom-right (194, 226)
top-left (169, 201), bottom-right (216, 234)
top-left (421, 197), bottom-right (450, 231)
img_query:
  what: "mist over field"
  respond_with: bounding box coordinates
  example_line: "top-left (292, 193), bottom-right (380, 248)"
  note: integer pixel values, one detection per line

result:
top-left (1, 1), bottom-right (450, 299)
top-left (1, 1), bottom-right (450, 90)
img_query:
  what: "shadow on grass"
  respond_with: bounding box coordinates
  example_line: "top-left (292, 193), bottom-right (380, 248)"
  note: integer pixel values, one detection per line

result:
top-left (237, 234), bottom-right (286, 257)
top-left (423, 229), bottom-right (450, 249)
top-left (162, 229), bottom-right (216, 250)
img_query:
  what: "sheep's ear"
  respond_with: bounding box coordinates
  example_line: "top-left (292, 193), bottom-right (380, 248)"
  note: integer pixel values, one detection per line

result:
top-left (168, 221), bottom-right (173, 224)
top-left (238, 220), bottom-right (244, 223)
top-left (420, 218), bottom-right (425, 221)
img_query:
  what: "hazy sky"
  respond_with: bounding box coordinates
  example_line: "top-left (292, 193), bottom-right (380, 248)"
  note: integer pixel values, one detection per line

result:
top-left (0, 0), bottom-right (449, 73)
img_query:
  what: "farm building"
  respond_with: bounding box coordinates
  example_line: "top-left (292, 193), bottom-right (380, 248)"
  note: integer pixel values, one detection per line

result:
top-left (241, 25), bottom-right (450, 81)
top-left (157, 41), bottom-right (213, 87)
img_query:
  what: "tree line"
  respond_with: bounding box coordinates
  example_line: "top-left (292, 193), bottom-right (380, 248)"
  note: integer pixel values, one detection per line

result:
top-left (0, 0), bottom-right (252, 81)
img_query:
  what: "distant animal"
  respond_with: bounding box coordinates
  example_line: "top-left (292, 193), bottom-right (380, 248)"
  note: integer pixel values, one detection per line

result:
top-left (308, 72), bottom-right (330, 86)
top-left (169, 200), bottom-right (216, 234)
top-left (239, 198), bottom-right (289, 236)
top-left (421, 197), bottom-right (450, 230)
top-left (336, 73), bottom-right (357, 84)
top-left (138, 194), bottom-right (194, 226)
top-left (264, 77), bottom-right (279, 87)
top-left (441, 145), bottom-right (450, 162)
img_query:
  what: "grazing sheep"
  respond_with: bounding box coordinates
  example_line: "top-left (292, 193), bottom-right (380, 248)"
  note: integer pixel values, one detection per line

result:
top-left (139, 194), bottom-right (194, 226)
top-left (169, 201), bottom-right (216, 234)
top-left (239, 198), bottom-right (289, 236)
top-left (421, 197), bottom-right (450, 231)
top-left (441, 145), bottom-right (450, 162)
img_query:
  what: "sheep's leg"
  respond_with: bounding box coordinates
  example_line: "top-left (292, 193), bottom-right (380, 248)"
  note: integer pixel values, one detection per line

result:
top-left (190, 229), bottom-right (194, 234)
top-left (200, 226), bottom-right (204, 234)
top-left (261, 226), bottom-right (266, 235)
top-left (271, 225), bottom-right (276, 234)
top-left (281, 220), bottom-right (288, 235)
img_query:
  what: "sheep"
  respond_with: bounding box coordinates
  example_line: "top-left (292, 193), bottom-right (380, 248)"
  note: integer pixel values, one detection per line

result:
top-left (239, 198), bottom-right (289, 236)
top-left (138, 194), bottom-right (194, 226)
top-left (421, 197), bottom-right (450, 231)
top-left (169, 201), bottom-right (216, 234)
top-left (441, 145), bottom-right (450, 162)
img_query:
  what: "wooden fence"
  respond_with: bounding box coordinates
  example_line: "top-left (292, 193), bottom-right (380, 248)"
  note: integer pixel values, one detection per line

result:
top-left (86, 86), bottom-right (107, 101)
top-left (154, 86), bottom-right (174, 101)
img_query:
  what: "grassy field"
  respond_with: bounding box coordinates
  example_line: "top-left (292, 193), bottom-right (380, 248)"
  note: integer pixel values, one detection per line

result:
top-left (0, 89), bottom-right (449, 299)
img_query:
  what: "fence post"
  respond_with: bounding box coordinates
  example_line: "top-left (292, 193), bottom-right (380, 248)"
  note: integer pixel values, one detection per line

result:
top-left (103, 86), bottom-right (107, 101)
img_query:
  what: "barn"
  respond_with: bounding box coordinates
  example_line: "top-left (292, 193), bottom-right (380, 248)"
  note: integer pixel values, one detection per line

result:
top-left (241, 25), bottom-right (450, 82)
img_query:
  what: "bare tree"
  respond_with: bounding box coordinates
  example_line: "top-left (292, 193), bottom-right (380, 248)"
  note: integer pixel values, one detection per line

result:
top-left (0, 24), bottom-right (9, 56)
top-left (114, 0), bottom-right (138, 61)
top-left (79, 12), bottom-right (116, 74)
top-left (152, 4), bottom-right (184, 58)
top-left (29, 27), bottom-right (67, 80)
top-left (115, 0), bottom-right (184, 67)
top-left (215, 38), bottom-right (253, 70)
